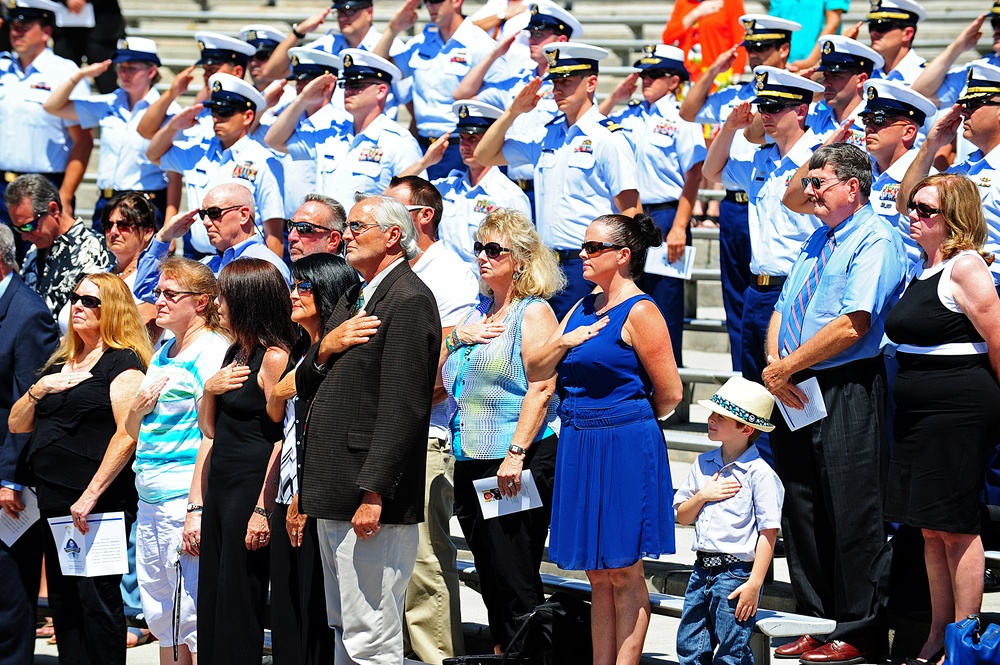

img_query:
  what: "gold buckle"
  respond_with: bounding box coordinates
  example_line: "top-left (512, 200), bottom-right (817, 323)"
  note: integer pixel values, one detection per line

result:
top-left (4, 171), bottom-right (16, 183)
top-left (756, 274), bottom-right (772, 286)
top-left (102, 188), bottom-right (115, 198)
top-left (735, 192), bottom-right (749, 204)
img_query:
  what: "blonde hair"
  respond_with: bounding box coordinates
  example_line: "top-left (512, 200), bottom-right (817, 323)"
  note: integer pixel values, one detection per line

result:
top-left (158, 256), bottom-right (223, 331)
top-left (476, 208), bottom-right (566, 300)
top-left (44, 273), bottom-right (154, 371)
top-left (911, 174), bottom-right (994, 265)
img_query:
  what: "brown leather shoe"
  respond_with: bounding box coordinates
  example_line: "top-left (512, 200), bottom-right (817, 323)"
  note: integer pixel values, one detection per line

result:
top-left (799, 640), bottom-right (869, 664)
top-left (775, 636), bottom-right (825, 658)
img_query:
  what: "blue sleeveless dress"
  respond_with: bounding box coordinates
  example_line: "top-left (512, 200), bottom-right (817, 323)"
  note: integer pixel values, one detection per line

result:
top-left (550, 293), bottom-right (675, 570)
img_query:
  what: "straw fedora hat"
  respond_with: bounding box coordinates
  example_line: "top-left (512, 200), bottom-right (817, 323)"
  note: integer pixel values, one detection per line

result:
top-left (697, 377), bottom-right (776, 432)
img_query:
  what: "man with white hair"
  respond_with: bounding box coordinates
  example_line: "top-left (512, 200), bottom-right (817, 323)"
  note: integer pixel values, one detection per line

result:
top-left (199, 182), bottom-right (290, 283)
top-left (297, 195), bottom-right (441, 665)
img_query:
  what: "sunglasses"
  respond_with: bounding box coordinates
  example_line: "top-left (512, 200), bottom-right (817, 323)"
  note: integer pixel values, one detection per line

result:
top-left (474, 241), bottom-right (511, 259)
top-left (153, 288), bottom-right (203, 302)
top-left (101, 218), bottom-right (136, 233)
top-left (527, 28), bottom-right (558, 39)
top-left (960, 98), bottom-right (1000, 112)
top-left (906, 200), bottom-right (941, 218)
top-left (198, 205), bottom-right (242, 221)
top-left (346, 220), bottom-right (380, 234)
top-left (424, 0), bottom-right (446, 5)
top-left (251, 49), bottom-right (275, 62)
top-left (338, 78), bottom-right (380, 91)
top-left (859, 112), bottom-right (905, 129)
top-left (70, 293), bottom-right (102, 308)
top-left (744, 41), bottom-right (779, 53)
top-left (868, 19), bottom-right (907, 33)
top-left (286, 219), bottom-right (334, 234)
top-left (13, 209), bottom-right (47, 234)
top-left (581, 241), bottom-right (624, 256)
top-left (291, 280), bottom-right (313, 295)
top-left (639, 70), bottom-right (670, 81)
top-left (800, 176), bottom-right (843, 191)
top-left (992, 17), bottom-right (1000, 30)
top-left (209, 105), bottom-right (240, 119)
top-left (758, 101), bottom-right (799, 115)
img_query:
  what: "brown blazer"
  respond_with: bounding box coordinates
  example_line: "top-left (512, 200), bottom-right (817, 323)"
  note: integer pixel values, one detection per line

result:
top-left (297, 260), bottom-right (441, 523)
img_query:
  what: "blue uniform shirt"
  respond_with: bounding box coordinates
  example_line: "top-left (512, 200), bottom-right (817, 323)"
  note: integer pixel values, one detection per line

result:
top-left (694, 81), bottom-right (761, 192)
top-left (948, 144), bottom-right (1000, 282)
top-left (723, 131), bottom-right (823, 276)
top-left (203, 234), bottom-right (291, 284)
top-left (0, 48), bottom-right (89, 173)
top-left (503, 105), bottom-right (639, 250)
top-left (609, 95), bottom-right (707, 205)
top-left (394, 18), bottom-right (497, 138)
top-left (75, 87), bottom-right (180, 191)
top-left (433, 166), bottom-right (532, 265)
top-left (160, 135), bottom-right (286, 255)
top-left (775, 204), bottom-right (906, 369)
top-left (870, 147), bottom-right (922, 267)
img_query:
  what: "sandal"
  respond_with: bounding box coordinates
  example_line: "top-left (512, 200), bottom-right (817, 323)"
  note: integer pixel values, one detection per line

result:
top-left (35, 619), bottom-right (54, 639)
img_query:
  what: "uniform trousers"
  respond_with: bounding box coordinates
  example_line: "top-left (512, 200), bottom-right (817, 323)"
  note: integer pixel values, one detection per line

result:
top-left (642, 203), bottom-right (690, 368)
top-left (403, 436), bottom-right (464, 665)
top-left (317, 519), bottom-right (420, 665)
top-left (0, 519), bottom-right (42, 665)
top-left (739, 282), bottom-right (781, 467)
top-left (718, 196), bottom-right (752, 374)
top-left (770, 356), bottom-right (888, 650)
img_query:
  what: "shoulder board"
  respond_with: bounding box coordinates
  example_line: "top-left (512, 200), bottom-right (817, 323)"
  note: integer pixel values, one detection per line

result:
top-left (628, 99), bottom-right (641, 107)
top-left (598, 118), bottom-right (624, 132)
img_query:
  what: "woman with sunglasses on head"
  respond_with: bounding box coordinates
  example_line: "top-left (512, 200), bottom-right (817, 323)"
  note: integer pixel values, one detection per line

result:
top-left (526, 213), bottom-right (683, 665)
top-left (264, 253), bottom-right (358, 665)
top-left (441, 208), bottom-right (563, 653)
top-left (193, 259), bottom-right (296, 665)
top-left (883, 174), bottom-right (1000, 665)
top-left (9, 272), bottom-right (153, 665)
top-left (43, 36), bottom-right (181, 229)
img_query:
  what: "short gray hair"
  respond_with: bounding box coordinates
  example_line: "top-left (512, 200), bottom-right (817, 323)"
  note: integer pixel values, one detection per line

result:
top-left (304, 193), bottom-right (347, 233)
top-left (361, 195), bottom-right (419, 260)
top-left (0, 224), bottom-right (17, 270)
top-left (3, 174), bottom-right (60, 216)
top-left (807, 143), bottom-right (872, 197)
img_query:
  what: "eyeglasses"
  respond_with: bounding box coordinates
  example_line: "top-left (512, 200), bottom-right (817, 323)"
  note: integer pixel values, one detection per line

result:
top-left (101, 217), bottom-right (136, 233)
top-left (424, 0), bottom-right (446, 5)
top-left (286, 219), bottom-right (334, 234)
top-left (959, 98), bottom-right (1000, 113)
top-left (198, 205), bottom-right (242, 221)
top-left (12, 209), bottom-right (47, 234)
top-left (474, 241), bottom-right (511, 259)
top-left (209, 106), bottom-right (240, 119)
top-left (527, 28), bottom-right (558, 40)
top-left (346, 220), bottom-right (380, 234)
top-left (581, 241), bottom-right (624, 256)
top-left (758, 101), bottom-right (798, 115)
top-left (905, 200), bottom-right (941, 218)
top-left (800, 177), bottom-right (843, 192)
top-left (291, 280), bottom-right (313, 295)
top-left (405, 205), bottom-right (430, 214)
top-left (339, 79), bottom-right (380, 91)
top-left (153, 288), bottom-right (203, 302)
top-left (859, 111), bottom-right (905, 129)
top-left (70, 293), bottom-right (102, 308)
top-left (639, 70), bottom-right (670, 81)
top-left (8, 20), bottom-right (41, 34)
top-left (744, 41), bottom-right (778, 53)
top-left (992, 16), bottom-right (1000, 30)
top-left (868, 19), bottom-right (906, 33)
top-left (337, 6), bottom-right (365, 17)
top-left (115, 63), bottom-right (151, 75)
top-left (251, 49), bottom-right (275, 62)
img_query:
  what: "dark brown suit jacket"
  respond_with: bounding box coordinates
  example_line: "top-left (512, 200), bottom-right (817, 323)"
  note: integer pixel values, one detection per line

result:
top-left (297, 260), bottom-right (441, 523)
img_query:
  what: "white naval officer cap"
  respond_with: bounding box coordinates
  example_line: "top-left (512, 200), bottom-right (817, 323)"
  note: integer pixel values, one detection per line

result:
top-left (865, 0), bottom-right (926, 24)
top-left (958, 61), bottom-right (1000, 104)
top-left (340, 49), bottom-right (402, 83)
top-left (452, 99), bottom-right (504, 134)
top-left (818, 35), bottom-right (884, 74)
top-left (739, 14), bottom-right (801, 45)
top-left (113, 37), bottom-right (161, 66)
top-left (526, 1), bottom-right (583, 39)
top-left (863, 79), bottom-right (935, 125)
top-left (632, 44), bottom-right (689, 80)
top-left (542, 42), bottom-right (609, 80)
top-left (287, 47), bottom-right (343, 80)
top-left (752, 65), bottom-right (824, 104)
top-left (3, 0), bottom-right (60, 24)
top-left (206, 72), bottom-right (266, 112)
top-left (240, 25), bottom-right (286, 50)
top-left (194, 31), bottom-right (257, 66)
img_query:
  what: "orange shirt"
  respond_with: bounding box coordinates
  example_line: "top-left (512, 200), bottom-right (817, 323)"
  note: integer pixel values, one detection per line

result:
top-left (661, 0), bottom-right (748, 82)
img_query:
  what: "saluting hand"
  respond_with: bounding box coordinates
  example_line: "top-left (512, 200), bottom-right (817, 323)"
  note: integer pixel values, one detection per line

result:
top-left (389, 0), bottom-right (420, 34)
top-left (510, 77), bottom-right (543, 115)
top-left (723, 102), bottom-right (754, 131)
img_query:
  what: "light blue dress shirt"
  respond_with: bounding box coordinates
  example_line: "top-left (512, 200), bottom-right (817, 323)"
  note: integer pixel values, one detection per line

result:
top-left (723, 131), bottom-right (824, 276)
top-left (0, 48), bottom-right (89, 173)
top-left (75, 87), bottom-right (180, 191)
top-left (948, 144), bottom-right (1000, 283)
top-left (609, 95), bottom-right (707, 204)
top-left (203, 234), bottom-right (291, 284)
top-left (775, 204), bottom-right (907, 369)
top-left (502, 105), bottom-right (639, 250)
top-left (871, 48), bottom-right (926, 85)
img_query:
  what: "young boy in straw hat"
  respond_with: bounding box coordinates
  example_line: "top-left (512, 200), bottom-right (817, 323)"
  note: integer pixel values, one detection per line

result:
top-left (673, 377), bottom-right (785, 665)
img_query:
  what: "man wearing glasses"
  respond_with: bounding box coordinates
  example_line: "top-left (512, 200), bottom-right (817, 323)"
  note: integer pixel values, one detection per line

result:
top-left (147, 73), bottom-right (286, 261)
top-left (240, 24), bottom-right (287, 92)
top-left (3, 174), bottom-right (112, 315)
top-left (900, 61), bottom-right (1000, 284)
top-left (267, 50), bottom-right (421, 213)
top-left (764, 143), bottom-right (906, 665)
top-left (679, 15), bottom-right (799, 377)
top-left (865, 0), bottom-right (926, 84)
top-left (0, 0), bottom-right (93, 241)
top-left (702, 66), bottom-right (823, 466)
top-left (286, 194), bottom-right (347, 261)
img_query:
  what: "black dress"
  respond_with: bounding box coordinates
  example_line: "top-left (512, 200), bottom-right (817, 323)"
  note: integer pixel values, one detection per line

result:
top-left (198, 346), bottom-right (281, 664)
top-left (30, 346), bottom-right (143, 665)
top-left (884, 254), bottom-right (1000, 534)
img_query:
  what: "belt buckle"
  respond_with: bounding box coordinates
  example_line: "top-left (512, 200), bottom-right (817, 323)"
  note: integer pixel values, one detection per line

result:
top-left (735, 192), bottom-right (749, 204)
top-left (756, 274), bottom-right (771, 286)
top-left (102, 188), bottom-right (114, 199)
top-left (4, 171), bottom-right (16, 183)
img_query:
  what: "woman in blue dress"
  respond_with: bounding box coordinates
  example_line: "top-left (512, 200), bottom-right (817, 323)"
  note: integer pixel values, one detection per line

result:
top-left (526, 213), bottom-right (683, 665)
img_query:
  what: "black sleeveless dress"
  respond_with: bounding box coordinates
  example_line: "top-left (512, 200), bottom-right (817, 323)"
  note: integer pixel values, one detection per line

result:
top-left (884, 256), bottom-right (1000, 534)
top-left (198, 346), bottom-right (281, 664)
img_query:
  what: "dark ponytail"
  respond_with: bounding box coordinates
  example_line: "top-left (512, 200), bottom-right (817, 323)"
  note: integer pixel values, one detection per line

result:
top-left (594, 213), bottom-right (663, 279)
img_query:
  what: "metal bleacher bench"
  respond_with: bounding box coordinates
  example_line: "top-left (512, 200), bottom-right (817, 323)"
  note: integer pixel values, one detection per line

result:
top-left (456, 560), bottom-right (836, 665)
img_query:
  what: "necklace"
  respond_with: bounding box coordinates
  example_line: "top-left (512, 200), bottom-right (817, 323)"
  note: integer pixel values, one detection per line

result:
top-left (486, 298), bottom-right (512, 324)
top-left (116, 262), bottom-right (137, 278)
top-left (234, 348), bottom-right (249, 366)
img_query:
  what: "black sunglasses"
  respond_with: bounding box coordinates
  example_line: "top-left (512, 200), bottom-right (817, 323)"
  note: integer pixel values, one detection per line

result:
top-left (639, 70), bottom-right (669, 80)
top-left (101, 217), bottom-right (136, 233)
top-left (474, 241), bottom-right (511, 259)
top-left (346, 220), bottom-right (379, 234)
top-left (758, 100), bottom-right (799, 115)
top-left (338, 78), bottom-right (380, 91)
top-left (153, 288), bottom-right (203, 302)
top-left (992, 16), bottom-right (1000, 30)
top-left (286, 219), bottom-right (334, 234)
top-left (744, 41), bottom-right (779, 53)
top-left (581, 241), bottom-right (624, 256)
top-left (252, 49), bottom-right (275, 62)
top-left (70, 293), bottom-right (102, 308)
top-left (13, 209), bottom-right (47, 234)
top-left (209, 105), bottom-right (240, 119)
top-left (800, 176), bottom-right (843, 191)
top-left (292, 280), bottom-right (313, 295)
top-left (960, 98), bottom-right (1000, 112)
top-left (859, 111), bottom-right (905, 129)
top-left (906, 200), bottom-right (941, 218)
top-left (868, 19), bottom-right (907, 33)
top-left (198, 205), bottom-right (242, 221)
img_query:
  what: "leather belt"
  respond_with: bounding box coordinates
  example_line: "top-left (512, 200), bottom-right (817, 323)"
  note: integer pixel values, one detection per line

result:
top-left (646, 201), bottom-right (679, 212)
top-left (515, 179), bottom-right (534, 192)
top-left (418, 134), bottom-right (461, 147)
top-left (724, 190), bottom-right (749, 204)
top-left (696, 552), bottom-right (744, 569)
top-left (554, 249), bottom-right (580, 262)
top-left (3, 170), bottom-right (64, 184)
top-left (753, 273), bottom-right (785, 287)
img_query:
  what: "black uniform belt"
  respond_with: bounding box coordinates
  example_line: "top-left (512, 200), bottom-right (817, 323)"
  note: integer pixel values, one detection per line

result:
top-left (98, 187), bottom-right (166, 201)
top-left (752, 273), bottom-right (785, 287)
top-left (724, 190), bottom-right (749, 204)
top-left (554, 249), bottom-right (580, 262)
top-left (3, 171), bottom-right (64, 184)
top-left (646, 201), bottom-right (680, 212)
top-left (515, 179), bottom-right (534, 192)
top-left (418, 135), bottom-right (461, 147)
top-left (696, 552), bottom-right (744, 569)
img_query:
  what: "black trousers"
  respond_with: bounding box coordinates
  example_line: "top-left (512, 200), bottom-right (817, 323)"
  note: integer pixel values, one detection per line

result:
top-left (454, 434), bottom-right (557, 649)
top-left (0, 519), bottom-right (43, 665)
top-left (770, 357), bottom-right (888, 650)
top-left (269, 501), bottom-right (338, 665)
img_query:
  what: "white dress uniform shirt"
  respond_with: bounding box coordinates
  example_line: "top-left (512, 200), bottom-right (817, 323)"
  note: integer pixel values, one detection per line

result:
top-left (870, 146), bottom-right (922, 267)
top-left (948, 144), bottom-right (1000, 283)
top-left (694, 80), bottom-right (761, 192)
top-left (871, 48), bottom-right (926, 85)
top-left (310, 27), bottom-right (408, 120)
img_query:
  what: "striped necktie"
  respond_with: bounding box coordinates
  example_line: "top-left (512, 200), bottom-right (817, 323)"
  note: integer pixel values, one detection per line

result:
top-left (781, 229), bottom-right (836, 356)
top-left (278, 398), bottom-right (297, 504)
top-left (350, 290), bottom-right (365, 316)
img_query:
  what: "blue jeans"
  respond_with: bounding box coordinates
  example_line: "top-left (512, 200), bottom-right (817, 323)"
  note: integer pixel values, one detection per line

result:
top-left (677, 561), bottom-right (757, 665)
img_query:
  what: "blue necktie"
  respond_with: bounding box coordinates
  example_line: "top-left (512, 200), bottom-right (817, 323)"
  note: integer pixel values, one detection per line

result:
top-left (781, 229), bottom-right (836, 356)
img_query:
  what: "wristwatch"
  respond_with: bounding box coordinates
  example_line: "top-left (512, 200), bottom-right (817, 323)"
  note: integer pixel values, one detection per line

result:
top-left (254, 505), bottom-right (273, 520)
top-left (186, 503), bottom-right (203, 513)
top-left (508, 444), bottom-right (527, 456)
top-left (291, 23), bottom-right (306, 39)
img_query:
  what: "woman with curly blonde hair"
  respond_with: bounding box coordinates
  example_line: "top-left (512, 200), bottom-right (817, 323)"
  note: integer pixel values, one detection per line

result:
top-left (441, 208), bottom-right (564, 652)
top-left (9, 272), bottom-right (152, 665)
